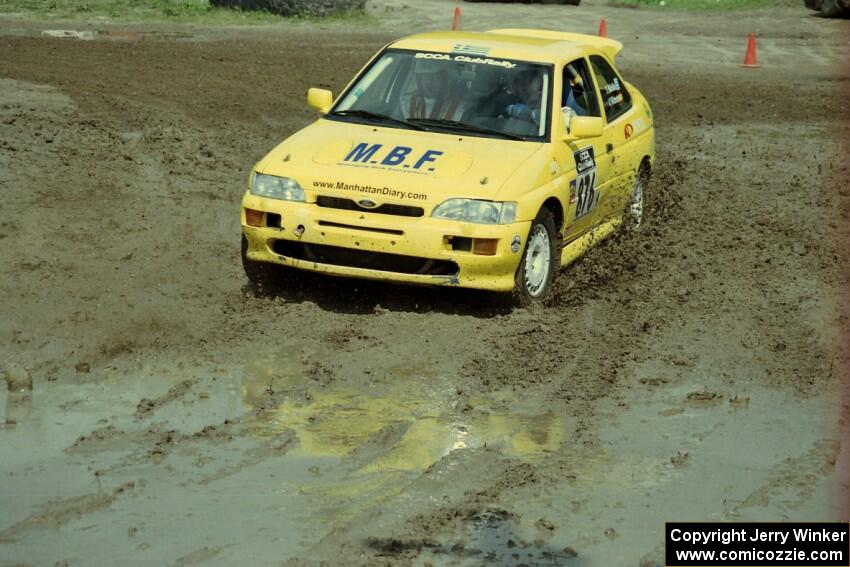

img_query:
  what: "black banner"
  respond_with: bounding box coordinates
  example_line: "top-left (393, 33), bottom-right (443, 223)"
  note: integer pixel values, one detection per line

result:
top-left (666, 523), bottom-right (850, 566)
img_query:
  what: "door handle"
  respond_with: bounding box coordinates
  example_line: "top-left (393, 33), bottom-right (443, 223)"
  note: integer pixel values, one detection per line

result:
top-left (606, 143), bottom-right (614, 153)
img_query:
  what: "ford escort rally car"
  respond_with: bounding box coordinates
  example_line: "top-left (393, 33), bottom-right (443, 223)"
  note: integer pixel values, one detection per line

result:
top-left (241, 29), bottom-right (655, 304)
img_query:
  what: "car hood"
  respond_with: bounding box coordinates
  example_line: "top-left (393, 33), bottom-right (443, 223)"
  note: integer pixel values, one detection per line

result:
top-left (256, 119), bottom-right (546, 210)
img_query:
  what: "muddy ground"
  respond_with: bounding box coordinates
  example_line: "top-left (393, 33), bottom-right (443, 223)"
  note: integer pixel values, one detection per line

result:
top-left (0, 0), bottom-right (848, 565)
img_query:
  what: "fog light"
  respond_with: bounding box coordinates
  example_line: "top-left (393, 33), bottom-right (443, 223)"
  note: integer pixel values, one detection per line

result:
top-left (510, 235), bottom-right (522, 253)
top-left (472, 238), bottom-right (498, 256)
top-left (448, 236), bottom-right (472, 252)
top-left (245, 208), bottom-right (263, 227)
top-left (266, 212), bottom-right (282, 229)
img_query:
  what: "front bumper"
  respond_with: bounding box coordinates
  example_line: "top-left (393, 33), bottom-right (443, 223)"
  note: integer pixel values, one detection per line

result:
top-left (241, 194), bottom-right (531, 292)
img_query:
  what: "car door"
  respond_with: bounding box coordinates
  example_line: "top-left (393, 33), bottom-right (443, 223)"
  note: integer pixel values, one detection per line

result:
top-left (557, 57), bottom-right (610, 243)
top-left (589, 54), bottom-right (641, 219)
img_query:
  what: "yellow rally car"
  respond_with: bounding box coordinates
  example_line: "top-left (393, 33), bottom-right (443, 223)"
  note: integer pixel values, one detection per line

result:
top-left (241, 29), bottom-right (655, 304)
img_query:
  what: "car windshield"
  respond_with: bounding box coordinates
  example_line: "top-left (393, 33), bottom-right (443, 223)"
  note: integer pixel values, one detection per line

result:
top-left (331, 49), bottom-right (552, 141)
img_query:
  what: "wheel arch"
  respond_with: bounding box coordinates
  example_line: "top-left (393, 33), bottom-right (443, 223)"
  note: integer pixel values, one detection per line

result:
top-left (540, 196), bottom-right (565, 233)
top-left (639, 155), bottom-right (652, 177)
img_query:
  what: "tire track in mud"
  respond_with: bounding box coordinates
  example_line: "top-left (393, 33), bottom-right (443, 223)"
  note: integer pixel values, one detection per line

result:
top-left (728, 439), bottom-right (840, 517)
top-left (0, 33), bottom-right (395, 379)
top-left (0, 481), bottom-right (136, 544)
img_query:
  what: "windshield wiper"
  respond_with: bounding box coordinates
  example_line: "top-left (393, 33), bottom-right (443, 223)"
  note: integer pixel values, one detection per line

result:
top-left (329, 109), bottom-right (425, 131)
top-left (407, 118), bottom-right (528, 141)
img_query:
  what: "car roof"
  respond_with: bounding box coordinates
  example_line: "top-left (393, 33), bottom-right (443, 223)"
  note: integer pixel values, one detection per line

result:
top-left (390, 29), bottom-right (623, 64)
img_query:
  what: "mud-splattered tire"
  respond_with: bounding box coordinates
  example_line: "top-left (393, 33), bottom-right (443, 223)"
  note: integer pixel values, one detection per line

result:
top-left (820, 0), bottom-right (850, 16)
top-left (241, 234), bottom-right (277, 292)
top-left (512, 208), bottom-right (559, 307)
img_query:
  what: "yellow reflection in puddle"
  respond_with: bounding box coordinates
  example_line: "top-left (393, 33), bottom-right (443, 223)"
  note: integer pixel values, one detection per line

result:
top-left (250, 389), bottom-right (565, 473)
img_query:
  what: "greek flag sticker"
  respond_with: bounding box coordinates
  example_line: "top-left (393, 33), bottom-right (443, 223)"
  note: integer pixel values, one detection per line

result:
top-left (451, 44), bottom-right (490, 56)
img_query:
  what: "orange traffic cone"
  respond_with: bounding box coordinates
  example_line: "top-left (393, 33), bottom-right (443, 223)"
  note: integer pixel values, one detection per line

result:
top-left (741, 33), bottom-right (761, 68)
top-left (598, 18), bottom-right (607, 37)
top-left (452, 6), bottom-right (461, 30)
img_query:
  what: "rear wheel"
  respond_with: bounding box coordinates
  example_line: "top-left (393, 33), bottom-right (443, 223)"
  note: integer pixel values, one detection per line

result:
top-left (820, 0), bottom-right (849, 16)
top-left (241, 234), bottom-right (277, 292)
top-left (512, 208), bottom-right (559, 306)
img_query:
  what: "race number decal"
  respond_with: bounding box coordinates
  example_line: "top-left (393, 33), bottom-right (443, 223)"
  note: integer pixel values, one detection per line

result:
top-left (573, 146), bottom-right (598, 220)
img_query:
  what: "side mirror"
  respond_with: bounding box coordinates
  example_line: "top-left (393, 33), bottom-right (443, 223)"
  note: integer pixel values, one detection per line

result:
top-left (562, 115), bottom-right (604, 142)
top-left (307, 88), bottom-right (333, 114)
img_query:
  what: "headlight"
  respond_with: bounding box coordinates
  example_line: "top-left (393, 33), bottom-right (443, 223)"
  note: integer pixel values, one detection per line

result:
top-left (250, 173), bottom-right (305, 202)
top-left (431, 199), bottom-right (517, 224)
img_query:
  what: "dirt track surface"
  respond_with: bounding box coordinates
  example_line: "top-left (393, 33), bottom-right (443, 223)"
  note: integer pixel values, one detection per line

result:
top-left (1, 1), bottom-right (849, 565)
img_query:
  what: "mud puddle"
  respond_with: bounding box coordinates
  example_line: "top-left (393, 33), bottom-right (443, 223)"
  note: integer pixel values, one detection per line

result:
top-left (0, 365), bottom-right (569, 565)
top-left (487, 375), bottom-right (841, 566)
top-left (0, 354), bottom-right (840, 564)
top-left (243, 374), bottom-right (570, 527)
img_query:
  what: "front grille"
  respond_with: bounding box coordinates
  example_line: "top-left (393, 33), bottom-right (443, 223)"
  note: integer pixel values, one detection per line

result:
top-left (316, 196), bottom-right (424, 218)
top-left (273, 241), bottom-right (458, 276)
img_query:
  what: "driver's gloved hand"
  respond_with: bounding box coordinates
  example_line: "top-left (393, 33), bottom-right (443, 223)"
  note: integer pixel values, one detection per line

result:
top-left (505, 103), bottom-right (532, 121)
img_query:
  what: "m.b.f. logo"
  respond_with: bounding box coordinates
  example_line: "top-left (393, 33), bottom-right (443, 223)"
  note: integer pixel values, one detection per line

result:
top-left (343, 143), bottom-right (443, 172)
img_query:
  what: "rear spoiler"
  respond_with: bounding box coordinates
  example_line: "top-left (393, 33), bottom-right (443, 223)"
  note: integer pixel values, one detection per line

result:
top-left (487, 28), bottom-right (624, 61)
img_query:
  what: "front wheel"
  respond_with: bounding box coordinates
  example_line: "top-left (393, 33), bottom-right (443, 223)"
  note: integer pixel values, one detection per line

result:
top-left (513, 208), bottom-right (559, 306)
top-left (241, 234), bottom-right (277, 292)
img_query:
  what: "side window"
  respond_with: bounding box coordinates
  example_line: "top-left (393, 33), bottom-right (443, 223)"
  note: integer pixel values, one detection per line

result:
top-left (589, 55), bottom-right (632, 123)
top-left (562, 58), bottom-right (600, 118)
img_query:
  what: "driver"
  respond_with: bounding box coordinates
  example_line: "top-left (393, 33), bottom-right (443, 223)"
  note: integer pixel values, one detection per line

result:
top-left (402, 60), bottom-right (466, 121)
top-left (504, 69), bottom-right (544, 125)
